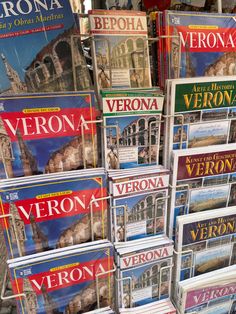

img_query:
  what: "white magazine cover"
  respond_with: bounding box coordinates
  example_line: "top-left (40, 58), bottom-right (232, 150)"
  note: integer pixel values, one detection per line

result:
top-left (177, 265), bottom-right (236, 313)
top-left (102, 90), bottom-right (164, 170)
top-left (169, 143), bottom-right (236, 239)
top-left (89, 10), bottom-right (152, 91)
top-left (164, 76), bottom-right (236, 168)
top-left (109, 167), bottom-right (169, 242)
top-left (173, 207), bottom-right (236, 302)
top-left (116, 237), bottom-right (173, 309)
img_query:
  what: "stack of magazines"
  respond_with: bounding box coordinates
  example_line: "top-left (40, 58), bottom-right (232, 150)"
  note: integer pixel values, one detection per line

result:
top-left (8, 240), bottom-right (114, 313)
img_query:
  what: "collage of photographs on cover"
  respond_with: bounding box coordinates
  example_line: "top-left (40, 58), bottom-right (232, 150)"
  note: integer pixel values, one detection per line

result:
top-left (0, 0), bottom-right (236, 314)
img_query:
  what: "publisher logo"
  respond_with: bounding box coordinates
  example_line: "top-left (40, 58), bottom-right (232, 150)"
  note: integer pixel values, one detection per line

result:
top-left (171, 17), bottom-right (180, 25)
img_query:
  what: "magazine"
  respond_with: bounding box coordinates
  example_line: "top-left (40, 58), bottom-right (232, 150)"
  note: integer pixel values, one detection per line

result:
top-left (84, 307), bottom-right (114, 314)
top-left (176, 265), bottom-right (236, 313)
top-left (116, 236), bottom-right (173, 308)
top-left (89, 10), bottom-right (151, 90)
top-left (169, 144), bottom-right (236, 239)
top-left (0, 91), bottom-right (98, 178)
top-left (0, 169), bottom-right (108, 258)
top-left (109, 167), bottom-right (169, 242)
top-left (173, 207), bottom-right (236, 302)
top-left (163, 10), bottom-right (236, 80)
top-left (119, 299), bottom-right (176, 313)
top-left (164, 76), bottom-right (236, 168)
top-left (102, 90), bottom-right (164, 169)
top-left (8, 242), bottom-right (114, 314)
top-left (0, 0), bottom-right (91, 95)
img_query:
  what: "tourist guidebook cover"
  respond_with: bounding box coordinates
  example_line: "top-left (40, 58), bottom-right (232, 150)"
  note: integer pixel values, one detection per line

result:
top-left (0, 92), bottom-right (98, 179)
top-left (164, 76), bottom-right (236, 167)
top-left (177, 265), bottom-right (236, 313)
top-left (169, 144), bottom-right (236, 239)
top-left (163, 10), bottom-right (236, 80)
top-left (8, 243), bottom-right (115, 314)
top-left (109, 168), bottom-right (169, 242)
top-left (116, 237), bottom-right (173, 308)
top-left (0, 0), bottom-right (91, 95)
top-left (174, 207), bottom-right (236, 302)
top-left (89, 10), bottom-right (152, 90)
top-left (102, 91), bottom-right (164, 169)
top-left (0, 170), bottom-right (108, 258)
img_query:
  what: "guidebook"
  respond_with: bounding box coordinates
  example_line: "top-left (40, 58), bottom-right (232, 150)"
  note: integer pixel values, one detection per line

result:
top-left (116, 236), bottom-right (173, 308)
top-left (164, 76), bottom-right (236, 168)
top-left (102, 90), bottom-right (164, 169)
top-left (162, 10), bottom-right (236, 80)
top-left (109, 167), bottom-right (169, 242)
top-left (0, 0), bottom-right (91, 95)
top-left (173, 207), bottom-right (236, 302)
top-left (169, 144), bottom-right (236, 238)
top-left (89, 10), bottom-right (152, 91)
top-left (176, 265), bottom-right (236, 313)
top-left (8, 241), bottom-right (114, 314)
top-left (0, 169), bottom-right (108, 258)
top-left (0, 91), bottom-right (98, 178)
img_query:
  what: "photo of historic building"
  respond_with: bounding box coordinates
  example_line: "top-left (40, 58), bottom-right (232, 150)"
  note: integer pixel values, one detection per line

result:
top-left (8, 202), bottom-right (49, 256)
top-left (65, 277), bottom-right (114, 313)
top-left (95, 35), bottom-right (151, 88)
top-left (106, 115), bottom-right (160, 168)
top-left (115, 191), bottom-right (166, 241)
top-left (188, 122), bottom-right (228, 148)
top-left (1, 28), bottom-right (90, 95)
top-left (122, 259), bottom-right (171, 307)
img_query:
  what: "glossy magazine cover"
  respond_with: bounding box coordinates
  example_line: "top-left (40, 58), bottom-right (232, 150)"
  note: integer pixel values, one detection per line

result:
top-left (101, 90), bottom-right (164, 169)
top-left (164, 77), bottom-right (236, 167)
top-left (89, 10), bottom-right (151, 90)
top-left (163, 10), bottom-right (236, 80)
top-left (174, 207), bottom-right (236, 302)
top-left (117, 240), bottom-right (173, 308)
top-left (8, 243), bottom-right (114, 314)
top-left (0, 92), bottom-right (98, 178)
top-left (177, 265), bottom-right (236, 313)
top-left (0, 0), bottom-right (90, 95)
top-left (0, 170), bottom-right (107, 258)
top-left (169, 144), bottom-right (236, 239)
top-left (110, 169), bottom-right (169, 242)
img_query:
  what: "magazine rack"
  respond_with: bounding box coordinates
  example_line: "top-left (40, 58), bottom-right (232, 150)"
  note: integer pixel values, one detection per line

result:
top-left (111, 205), bottom-right (128, 242)
top-left (173, 248), bottom-right (194, 270)
top-left (116, 263), bottom-right (173, 309)
top-left (102, 125), bottom-right (121, 168)
top-left (0, 213), bottom-right (23, 258)
top-left (95, 264), bottom-right (117, 308)
top-left (1, 270), bottom-right (31, 313)
top-left (81, 118), bottom-right (103, 168)
top-left (82, 117), bottom-right (164, 169)
top-left (163, 113), bottom-right (186, 149)
top-left (112, 195), bottom-right (170, 242)
top-left (89, 195), bottom-right (112, 241)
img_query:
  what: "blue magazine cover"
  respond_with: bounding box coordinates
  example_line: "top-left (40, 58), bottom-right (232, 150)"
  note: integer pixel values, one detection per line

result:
top-left (164, 10), bottom-right (236, 80)
top-left (0, 91), bottom-right (98, 178)
top-left (8, 243), bottom-right (114, 314)
top-left (0, 170), bottom-right (108, 258)
top-left (0, 0), bottom-right (90, 95)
